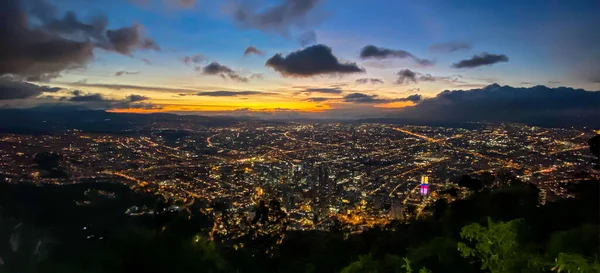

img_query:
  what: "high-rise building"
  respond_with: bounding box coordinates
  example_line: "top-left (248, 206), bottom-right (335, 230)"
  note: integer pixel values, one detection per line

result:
top-left (420, 175), bottom-right (429, 195)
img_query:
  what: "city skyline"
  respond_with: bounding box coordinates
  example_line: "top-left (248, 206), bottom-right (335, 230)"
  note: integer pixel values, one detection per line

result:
top-left (1, 0), bottom-right (599, 121)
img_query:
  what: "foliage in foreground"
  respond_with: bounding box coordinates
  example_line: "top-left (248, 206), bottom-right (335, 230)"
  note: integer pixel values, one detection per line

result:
top-left (0, 177), bottom-right (598, 273)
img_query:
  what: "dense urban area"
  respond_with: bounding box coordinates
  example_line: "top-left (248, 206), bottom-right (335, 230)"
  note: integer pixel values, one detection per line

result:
top-left (1, 118), bottom-right (599, 273)
top-left (1, 122), bottom-right (597, 233)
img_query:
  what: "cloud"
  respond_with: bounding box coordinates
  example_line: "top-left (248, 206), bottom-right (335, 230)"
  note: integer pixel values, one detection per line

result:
top-left (0, 78), bottom-right (62, 100)
top-left (115, 71), bottom-right (139, 76)
top-left (181, 54), bottom-right (206, 65)
top-left (266, 44), bottom-right (365, 77)
top-left (395, 70), bottom-right (466, 85)
top-left (356, 78), bottom-right (384, 84)
top-left (343, 93), bottom-right (383, 103)
top-left (66, 82), bottom-right (197, 93)
top-left (359, 45), bottom-right (434, 66)
top-left (548, 81), bottom-right (561, 84)
top-left (400, 94), bottom-right (423, 102)
top-left (67, 91), bottom-right (160, 110)
top-left (419, 74), bottom-right (435, 82)
top-left (520, 82), bottom-right (535, 85)
top-left (141, 58), bottom-right (152, 65)
top-left (452, 52), bottom-right (509, 68)
top-left (103, 24), bottom-right (160, 55)
top-left (303, 88), bottom-right (343, 94)
top-left (243, 46), bottom-right (263, 57)
top-left (69, 93), bottom-right (105, 102)
top-left (229, 0), bottom-right (323, 34)
top-left (395, 69), bottom-right (418, 84)
top-left (293, 87), bottom-right (343, 96)
top-left (343, 93), bottom-right (420, 104)
top-left (429, 42), bottom-right (471, 53)
top-left (202, 62), bottom-right (249, 83)
top-left (194, 91), bottom-right (274, 97)
top-left (395, 84), bottom-right (600, 127)
top-left (298, 30), bottom-right (317, 47)
top-left (0, 0), bottom-right (159, 80)
top-left (304, 97), bottom-right (332, 102)
top-left (126, 94), bottom-right (149, 102)
top-left (250, 73), bottom-right (264, 80)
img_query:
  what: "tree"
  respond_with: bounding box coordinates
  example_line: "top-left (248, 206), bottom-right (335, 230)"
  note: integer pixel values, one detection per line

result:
top-left (551, 253), bottom-right (600, 273)
top-left (457, 175), bottom-right (482, 192)
top-left (340, 255), bottom-right (430, 273)
top-left (457, 218), bottom-right (541, 273)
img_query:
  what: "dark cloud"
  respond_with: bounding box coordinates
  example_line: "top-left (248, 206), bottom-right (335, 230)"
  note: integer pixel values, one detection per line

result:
top-left (103, 24), bottom-right (160, 55)
top-left (293, 87), bottom-right (343, 96)
top-left (400, 94), bottom-right (423, 103)
top-left (69, 93), bottom-right (105, 102)
top-left (520, 82), bottom-right (535, 85)
top-left (0, 0), bottom-right (159, 81)
top-left (548, 81), bottom-right (561, 84)
top-left (266, 45), bottom-right (364, 77)
top-left (452, 52), bottom-right (509, 68)
top-left (250, 73), bottom-right (264, 80)
top-left (429, 42), bottom-right (471, 53)
top-left (395, 70), bottom-right (465, 85)
top-left (66, 82), bottom-right (196, 93)
top-left (126, 94), bottom-right (149, 102)
top-left (194, 91), bottom-right (274, 97)
top-left (202, 62), bottom-right (249, 83)
top-left (395, 69), bottom-right (418, 84)
top-left (359, 45), bottom-right (434, 66)
top-left (396, 84), bottom-right (600, 127)
top-left (304, 88), bottom-right (343, 94)
top-left (68, 92), bottom-right (160, 110)
top-left (141, 58), bottom-right (152, 65)
top-left (343, 92), bottom-right (422, 104)
top-left (356, 78), bottom-right (384, 84)
top-left (115, 71), bottom-right (139, 76)
top-left (0, 78), bottom-right (61, 100)
top-left (343, 93), bottom-right (383, 103)
top-left (243, 46), bottom-right (263, 57)
top-left (304, 97), bottom-right (332, 102)
top-left (230, 0), bottom-right (322, 34)
top-left (181, 54), bottom-right (206, 65)
top-left (419, 74), bottom-right (435, 82)
top-left (298, 30), bottom-right (317, 47)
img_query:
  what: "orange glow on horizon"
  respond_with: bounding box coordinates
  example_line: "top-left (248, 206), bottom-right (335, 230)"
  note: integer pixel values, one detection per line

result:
top-left (108, 102), bottom-right (331, 114)
top-left (374, 101), bottom-right (416, 108)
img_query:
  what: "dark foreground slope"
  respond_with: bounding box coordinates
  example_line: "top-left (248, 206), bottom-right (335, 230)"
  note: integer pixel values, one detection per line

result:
top-left (0, 177), bottom-right (598, 273)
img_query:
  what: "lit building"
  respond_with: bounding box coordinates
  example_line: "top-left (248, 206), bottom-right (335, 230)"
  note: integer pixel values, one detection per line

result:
top-left (420, 176), bottom-right (429, 195)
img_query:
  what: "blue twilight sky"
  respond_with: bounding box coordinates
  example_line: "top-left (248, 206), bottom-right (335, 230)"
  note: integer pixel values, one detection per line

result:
top-left (2, 0), bottom-right (599, 116)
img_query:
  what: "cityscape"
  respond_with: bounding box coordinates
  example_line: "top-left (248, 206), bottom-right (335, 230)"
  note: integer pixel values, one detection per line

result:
top-left (1, 122), bottom-right (597, 234)
top-left (1, 0), bottom-right (599, 271)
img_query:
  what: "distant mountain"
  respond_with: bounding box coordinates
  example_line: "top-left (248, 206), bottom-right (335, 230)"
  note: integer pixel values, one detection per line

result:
top-left (379, 84), bottom-right (600, 128)
top-left (0, 108), bottom-right (248, 133)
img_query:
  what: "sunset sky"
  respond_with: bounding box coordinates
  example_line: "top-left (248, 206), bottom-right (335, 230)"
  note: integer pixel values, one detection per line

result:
top-left (1, 0), bottom-right (599, 118)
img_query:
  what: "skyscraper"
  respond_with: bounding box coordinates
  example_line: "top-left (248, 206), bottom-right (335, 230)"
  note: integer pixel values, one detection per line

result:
top-left (420, 176), bottom-right (429, 195)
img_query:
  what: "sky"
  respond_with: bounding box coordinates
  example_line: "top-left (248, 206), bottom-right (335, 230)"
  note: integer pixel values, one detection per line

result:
top-left (0, 0), bottom-right (599, 120)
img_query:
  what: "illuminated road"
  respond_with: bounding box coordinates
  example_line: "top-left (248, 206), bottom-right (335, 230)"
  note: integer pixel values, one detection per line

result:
top-left (548, 145), bottom-right (587, 155)
top-left (392, 127), bottom-right (520, 169)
